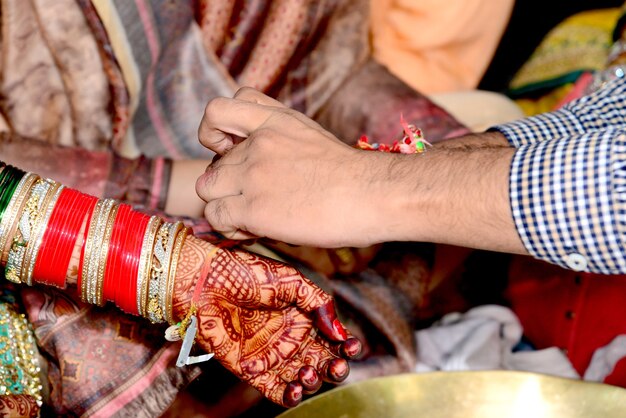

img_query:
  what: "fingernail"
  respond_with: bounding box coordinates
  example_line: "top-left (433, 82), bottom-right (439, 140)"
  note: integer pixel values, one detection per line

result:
top-left (299, 366), bottom-right (322, 393)
top-left (332, 319), bottom-right (348, 341)
top-left (342, 337), bottom-right (362, 359)
top-left (328, 358), bottom-right (349, 383)
top-left (283, 381), bottom-right (303, 407)
top-left (299, 366), bottom-right (316, 386)
top-left (314, 301), bottom-right (346, 342)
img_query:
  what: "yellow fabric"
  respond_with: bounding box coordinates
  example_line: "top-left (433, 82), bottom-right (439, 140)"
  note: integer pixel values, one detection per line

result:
top-left (370, 0), bottom-right (514, 94)
top-left (510, 8), bottom-right (621, 91)
top-left (515, 84), bottom-right (575, 116)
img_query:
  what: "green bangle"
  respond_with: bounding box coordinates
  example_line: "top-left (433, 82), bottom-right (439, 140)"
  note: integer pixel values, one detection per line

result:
top-left (0, 166), bottom-right (25, 223)
top-left (0, 168), bottom-right (16, 212)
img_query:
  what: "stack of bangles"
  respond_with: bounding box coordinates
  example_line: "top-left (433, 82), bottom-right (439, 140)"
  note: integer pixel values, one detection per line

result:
top-left (0, 161), bottom-right (197, 328)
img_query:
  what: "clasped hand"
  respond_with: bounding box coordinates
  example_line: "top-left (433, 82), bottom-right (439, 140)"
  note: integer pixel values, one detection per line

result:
top-left (195, 87), bottom-right (396, 248)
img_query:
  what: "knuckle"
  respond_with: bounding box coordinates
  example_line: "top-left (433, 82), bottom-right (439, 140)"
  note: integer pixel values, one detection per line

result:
top-left (204, 97), bottom-right (228, 120)
top-left (205, 199), bottom-right (229, 230)
top-left (195, 165), bottom-right (220, 197)
top-left (247, 128), bottom-right (276, 151)
top-left (234, 86), bottom-right (258, 100)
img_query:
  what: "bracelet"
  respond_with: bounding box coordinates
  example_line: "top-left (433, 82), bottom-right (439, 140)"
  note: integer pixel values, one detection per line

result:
top-left (116, 210), bottom-right (150, 314)
top-left (80, 199), bottom-right (103, 302)
top-left (77, 197), bottom-right (98, 297)
top-left (33, 191), bottom-right (98, 288)
top-left (158, 223), bottom-right (184, 322)
top-left (103, 204), bottom-right (132, 303)
top-left (0, 166), bottom-right (25, 223)
top-left (22, 182), bottom-right (63, 286)
top-left (81, 199), bottom-right (117, 305)
top-left (96, 201), bottom-right (120, 306)
top-left (136, 216), bottom-right (162, 317)
top-left (165, 227), bottom-right (189, 324)
top-left (0, 174), bottom-right (38, 266)
top-left (165, 244), bottom-right (221, 366)
top-left (5, 178), bottom-right (54, 284)
top-left (147, 222), bottom-right (183, 323)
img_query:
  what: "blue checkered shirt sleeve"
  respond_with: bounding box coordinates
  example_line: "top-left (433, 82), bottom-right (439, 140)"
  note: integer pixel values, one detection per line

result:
top-left (491, 78), bottom-right (626, 274)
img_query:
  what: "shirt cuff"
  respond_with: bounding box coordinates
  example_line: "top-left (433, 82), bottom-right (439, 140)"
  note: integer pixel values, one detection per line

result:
top-left (491, 108), bottom-right (586, 148)
top-left (509, 127), bottom-right (626, 274)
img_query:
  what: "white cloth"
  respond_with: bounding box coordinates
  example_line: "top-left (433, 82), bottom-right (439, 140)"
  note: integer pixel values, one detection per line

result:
top-left (584, 335), bottom-right (626, 382)
top-left (415, 305), bottom-right (580, 379)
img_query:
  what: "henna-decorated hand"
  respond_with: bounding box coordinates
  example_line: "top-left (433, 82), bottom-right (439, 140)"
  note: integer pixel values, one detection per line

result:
top-left (172, 236), bottom-right (361, 407)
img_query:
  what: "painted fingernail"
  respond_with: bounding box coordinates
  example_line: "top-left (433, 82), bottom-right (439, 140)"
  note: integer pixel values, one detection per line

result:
top-left (314, 301), bottom-right (347, 342)
top-left (341, 337), bottom-right (362, 359)
top-left (332, 319), bottom-right (348, 341)
top-left (299, 366), bottom-right (322, 393)
top-left (327, 358), bottom-right (349, 383)
top-left (283, 381), bottom-right (303, 407)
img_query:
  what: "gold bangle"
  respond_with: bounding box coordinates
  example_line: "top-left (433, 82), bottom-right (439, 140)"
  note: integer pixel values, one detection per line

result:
top-left (137, 216), bottom-right (162, 317)
top-left (81, 199), bottom-right (103, 302)
top-left (0, 173), bottom-right (39, 265)
top-left (5, 178), bottom-right (53, 283)
top-left (82, 199), bottom-right (117, 304)
top-left (158, 222), bottom-right (183, 322)
top-left (95, 202), bottom-right (119, 306)
top-left (147, 222), bottom-right (182, 323)
top-left (165, 227), bottom-right (188, 324)
top-left (23, 182), bottom-right (64, 286)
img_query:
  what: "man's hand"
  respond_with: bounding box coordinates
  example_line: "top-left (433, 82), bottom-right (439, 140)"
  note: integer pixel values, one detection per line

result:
top-left (196, 87), bottom-right (395, 248)
top-left (197, 88), bottom-right (526, 254)
top-left (172, 236), bottom-right (361, 407)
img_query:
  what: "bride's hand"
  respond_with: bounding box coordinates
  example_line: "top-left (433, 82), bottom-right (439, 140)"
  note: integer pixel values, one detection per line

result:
top-left (172, 236), bottom-right (361, 407)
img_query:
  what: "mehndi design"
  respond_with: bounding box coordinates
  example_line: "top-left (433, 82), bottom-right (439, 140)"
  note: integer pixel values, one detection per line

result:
top-left (172, 236), bottom-right (361, 406)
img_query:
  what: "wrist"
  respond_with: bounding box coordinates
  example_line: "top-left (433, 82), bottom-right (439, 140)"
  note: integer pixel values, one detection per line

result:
top-left (369, 146), bottom-right (522, 252)
top-left (171, 236), bottom-right (214, 323)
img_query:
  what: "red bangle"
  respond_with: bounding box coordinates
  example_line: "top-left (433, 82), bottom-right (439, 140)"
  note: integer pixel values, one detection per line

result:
top-left (116, 209), bottom-right (150, 314)
top-left (59, 194), bottom-right (98, 283)
top-left (33, 189), bottom-right (77, 286)
top-left (114, 205), bottom-right (137, 309)
top-left (102, 203), bottom-right (132, 302)
top-left (118, 208), bottom-right (140, 312)
top-left (33, 190), bottom-right (97, 288)
top-left (111, 207), bottom-right (131, 305)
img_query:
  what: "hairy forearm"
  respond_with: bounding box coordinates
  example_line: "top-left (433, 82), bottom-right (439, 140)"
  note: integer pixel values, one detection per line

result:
top-left (368, 141), bottom-right (526, 254)
top-left (433, 131), bottom-right (511, 150)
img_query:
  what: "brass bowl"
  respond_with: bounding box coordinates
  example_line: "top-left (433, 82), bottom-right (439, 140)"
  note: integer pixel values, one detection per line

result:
top-left (278, 371), bottom-right (626, 418)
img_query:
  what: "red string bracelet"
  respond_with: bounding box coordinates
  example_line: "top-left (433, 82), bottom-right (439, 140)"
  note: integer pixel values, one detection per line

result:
top-left (164, 241), bottom-right (236, 341)
top-left (165, 243), bottom-right (230, 366)
top-left (33, 190), bottom-right (97, 288)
